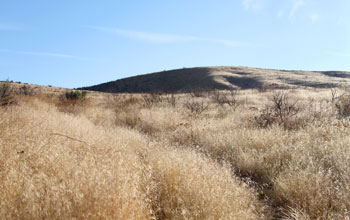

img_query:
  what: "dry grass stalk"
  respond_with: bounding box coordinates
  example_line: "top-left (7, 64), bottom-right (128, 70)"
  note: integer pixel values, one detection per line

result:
top-left (1, 84), bottom-right (350, 219)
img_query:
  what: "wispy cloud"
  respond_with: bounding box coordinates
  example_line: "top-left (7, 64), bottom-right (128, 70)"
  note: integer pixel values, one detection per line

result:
top-left (289, 0), bottom-right (304, 18)
top-left (85, 26), bottom-right (197, 43)
top-left (85, 25), bottom-right (250, 48)
top-left (278, 1), bottom-right (321, 24)
top-left (0, 49), bottom-right (90, 60)
top-left (242, 0), bottom-right (264, 11)
top-left (0, 23), bottom-right (26, 31)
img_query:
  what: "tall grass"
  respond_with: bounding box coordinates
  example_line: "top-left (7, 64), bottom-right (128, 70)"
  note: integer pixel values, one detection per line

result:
top-left (1, 86), bottom-right (350, 219)
top-left (0, 95), bottom-right (267, 219)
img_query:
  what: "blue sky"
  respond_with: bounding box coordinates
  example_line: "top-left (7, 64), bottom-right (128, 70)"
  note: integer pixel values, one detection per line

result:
top-left (0, 0), bottom-right (349, 88)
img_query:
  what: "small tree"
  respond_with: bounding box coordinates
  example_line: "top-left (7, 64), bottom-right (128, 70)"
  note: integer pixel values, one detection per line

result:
top-left (270, 91), bottom-right (300, 124)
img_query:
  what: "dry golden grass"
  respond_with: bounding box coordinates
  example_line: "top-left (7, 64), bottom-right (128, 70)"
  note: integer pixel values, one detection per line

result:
top-left (2, 82), bottom-right (350, 219)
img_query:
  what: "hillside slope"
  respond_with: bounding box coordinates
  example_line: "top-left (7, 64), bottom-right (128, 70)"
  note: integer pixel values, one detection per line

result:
top-left (80, 66), bottom-right (350, 93)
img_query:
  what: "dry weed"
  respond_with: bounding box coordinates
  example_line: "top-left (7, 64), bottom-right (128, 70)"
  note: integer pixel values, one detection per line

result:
top-left (2, 87), bottom-right (350, 220)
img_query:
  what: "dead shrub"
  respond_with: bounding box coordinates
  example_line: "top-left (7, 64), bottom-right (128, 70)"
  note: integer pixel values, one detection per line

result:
top-left (17, 85), bottom-right (35, 96)
top-left (254, 90), bottom-right (303, 129)
top-left (211, 89), bottom-right (240, 110)
top-left (254, 108), bottom-right (277, 128)
top-left (330, 88), bottom-right (338, 103)
top-left (142, 93), bottom-right (163, 108)
top-left (184, 98), bottom-right (209, 115)
top-left (0, 80), bottom-right (16, 106)
top-left (334, 93), bottom-right (350, 118)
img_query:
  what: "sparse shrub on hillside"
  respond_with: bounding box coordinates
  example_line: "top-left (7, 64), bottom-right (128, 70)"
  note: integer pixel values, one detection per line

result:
top-left (142, 93), bottom-right (162, 108)
top-left (59, 90), bottom-right (87, 104)
top-left (0, 80), bottom-right (16, 106)
top-left (335, 94), bottom-right (350, 118)
top-left (331, 86), bottom-right (350, 118)
top-left (17, 85), bottom-right (35, 96)
top-left (330, 88), bottom-right (338, 103)
top-left (65, 90), bottom-right (87, 100)
top-left (57, 90), bottom-right (88, 114)
top-left (253, 108), bottom-right (277, 128)
top-left (254, 90), bottom-right (303, 129)
top-left (271, 91), bottom-right (300, 122)
top-left (185, 98), bottom-right (209, 115)
top-left (211, 89), bottom-right (240, 110)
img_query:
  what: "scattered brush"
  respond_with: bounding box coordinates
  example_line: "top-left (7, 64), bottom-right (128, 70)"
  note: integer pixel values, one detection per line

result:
top-left (59, 90), bottom-right (87, 103)
top-left (211, 89), bottom-right (240, 110)
top-left (184, 97), bottom-right (209, 115)
top-left (142, 93), bottom-right (163, 108)
top-left (17, 85), bottom-right (35, 96)
top-left (0, 80), bottom-right (16, 106)
top-left (57, 90), bottom-right (88, 114)
top-left (254, 90), bottom-right (303, 129)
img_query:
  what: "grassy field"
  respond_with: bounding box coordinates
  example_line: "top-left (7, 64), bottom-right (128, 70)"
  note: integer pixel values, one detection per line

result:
top-left (1, 81), bottom-right (350, 219)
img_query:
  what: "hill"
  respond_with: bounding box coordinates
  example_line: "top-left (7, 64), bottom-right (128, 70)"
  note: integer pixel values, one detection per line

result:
top-left (80, 66), bottom-right (350, 93)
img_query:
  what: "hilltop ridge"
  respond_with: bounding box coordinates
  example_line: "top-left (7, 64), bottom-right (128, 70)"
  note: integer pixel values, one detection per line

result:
top-left (80, 66), bottom-right (350, 93)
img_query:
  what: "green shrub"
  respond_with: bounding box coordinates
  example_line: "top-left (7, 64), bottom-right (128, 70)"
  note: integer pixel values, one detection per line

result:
top-left (65, 90), bottom-right (87, 100)
top-left (60, 90), bottom-right (87, 102)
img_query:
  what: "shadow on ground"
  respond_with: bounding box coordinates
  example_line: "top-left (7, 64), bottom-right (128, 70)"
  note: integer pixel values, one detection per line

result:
top-left (80, 67), bottom-right (348, 93)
